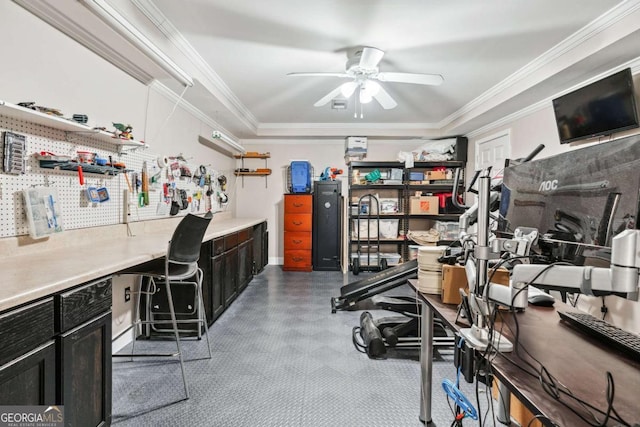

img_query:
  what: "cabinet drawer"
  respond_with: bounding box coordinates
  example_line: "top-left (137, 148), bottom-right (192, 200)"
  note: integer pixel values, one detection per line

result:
top-left (237, 228), bottom-right (251, 243)
top-left (285, 195), bottom-right (312, 213)
top-left (284, 214), bottom-right (312, 232)
top-left (224, 232), bottom-right (238, 250)
top-left (283, 250), bottom-right (312, 270)
top-left (0, 298), bottom-right (55, 366)
top-left (213, 237), bottom-right (224, 256)
top-left (284, 232), bottom-right (312, 250)
top-left (56, 277), bottom-right (112, 333)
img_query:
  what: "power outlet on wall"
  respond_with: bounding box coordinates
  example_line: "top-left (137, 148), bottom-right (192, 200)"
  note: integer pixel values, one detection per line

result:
top-left (124, 286), bottom-right (131, 303)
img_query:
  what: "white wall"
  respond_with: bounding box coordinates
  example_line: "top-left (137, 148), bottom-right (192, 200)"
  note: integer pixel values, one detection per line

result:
top-left (0, 2), bottom-right (235, 345)
top-left (466, 74), bottom-right (640, 333)
top-left (235, 139), bottom-right (432, 264)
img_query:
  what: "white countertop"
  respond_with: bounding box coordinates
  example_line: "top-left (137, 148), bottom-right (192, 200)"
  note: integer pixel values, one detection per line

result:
top-left (0, 217), bottom-right (266, 312)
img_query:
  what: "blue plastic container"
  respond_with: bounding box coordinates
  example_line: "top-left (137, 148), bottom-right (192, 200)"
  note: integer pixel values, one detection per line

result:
top-left (290, 161), bottom-right (311, 193)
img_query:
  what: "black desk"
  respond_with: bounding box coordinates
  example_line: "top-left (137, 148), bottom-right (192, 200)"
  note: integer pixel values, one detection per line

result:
top-left (409, 279), bottom-right (640, 426)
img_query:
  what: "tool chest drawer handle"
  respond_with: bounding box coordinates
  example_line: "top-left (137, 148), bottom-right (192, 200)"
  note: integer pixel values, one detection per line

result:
top-left (292, 221), bottom-right (303, 226)
top-left (292, 257), bottom-right (303, 262)
top-left (293, 239), bottom-right (302, 244)
top-left (293, 202), bottom-right (303, 207)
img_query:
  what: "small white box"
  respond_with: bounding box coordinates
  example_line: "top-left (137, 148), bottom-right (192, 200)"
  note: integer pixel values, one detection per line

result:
top-left (345, 136), bottom-right (367, 155)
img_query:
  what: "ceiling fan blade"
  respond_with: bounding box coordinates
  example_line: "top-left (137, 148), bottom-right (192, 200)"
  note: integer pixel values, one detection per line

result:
top-left (341, 81), bottom-right (357, 98)
top-left (359, 47), bottom-right (384, 69)
top-left (287, 72), bottom-right (350, 78)
top-left (313, 86), bottom-right (345, 107)
top-left (376, 72), bottom-right (444, 86)
top-left (373, 85), bottom-right (397, 110)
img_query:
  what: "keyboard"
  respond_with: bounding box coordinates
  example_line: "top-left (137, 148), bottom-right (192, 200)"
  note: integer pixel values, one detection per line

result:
top-left (558, 311), bottom-right (640, 360)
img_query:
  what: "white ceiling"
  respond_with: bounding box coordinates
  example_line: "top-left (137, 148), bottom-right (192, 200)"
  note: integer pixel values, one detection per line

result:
top-left (17, 0), bottom-right (640, 139)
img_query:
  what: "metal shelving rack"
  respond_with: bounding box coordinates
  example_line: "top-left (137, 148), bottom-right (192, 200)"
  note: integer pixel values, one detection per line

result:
top-left (347, 140), bottom-right (467, 270)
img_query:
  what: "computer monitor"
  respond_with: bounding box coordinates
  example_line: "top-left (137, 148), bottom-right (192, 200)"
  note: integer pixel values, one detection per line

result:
top-left (499, 134), bottom-right (640, 265)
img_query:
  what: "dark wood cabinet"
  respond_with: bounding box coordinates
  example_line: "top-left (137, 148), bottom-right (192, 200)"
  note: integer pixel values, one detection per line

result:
top-left (223, 245), bottom-right (238, 306)
top-left (252, 221), bottom-right (268, 274)
top-left (237, 228), bottom-right (253, 293)
top-left (0, 278), bottom-right (112, 426)
top-left (0, 341), bottom-right (56, 405)
top-left (0, 298), bottom-right (56, 406)
top-left (59, 311), bottom-right (112, 427)
top-left (56, 278), bottom-right (112, 427)
top-left (211, 253), bottom-right (225, 322)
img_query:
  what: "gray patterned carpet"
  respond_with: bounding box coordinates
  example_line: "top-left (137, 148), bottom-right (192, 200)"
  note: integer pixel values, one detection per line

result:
top-left (112, 266), bottom-right (495, 426)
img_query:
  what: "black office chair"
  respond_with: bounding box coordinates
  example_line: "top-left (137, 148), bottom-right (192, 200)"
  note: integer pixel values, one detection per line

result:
top-left (115, 212), bottom-right (213, 400)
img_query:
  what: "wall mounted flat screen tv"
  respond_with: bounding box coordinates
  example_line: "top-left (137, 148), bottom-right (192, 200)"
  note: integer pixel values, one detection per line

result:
top-left (552, 68), bottom-right (639, 144)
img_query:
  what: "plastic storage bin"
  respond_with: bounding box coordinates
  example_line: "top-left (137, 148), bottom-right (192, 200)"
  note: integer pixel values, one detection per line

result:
top-left (289, 161), bottom-right (312, 193)
top-left (378, 219), bottom-right (399, 239)
top-left (435, 221), bottom-right (459, 240)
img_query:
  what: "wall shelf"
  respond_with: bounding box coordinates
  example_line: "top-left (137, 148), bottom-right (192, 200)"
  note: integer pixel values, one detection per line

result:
top-left (38, 160), bottom-right (128, 176)
top-left (234, 153), bottom-right (271, 188)
top-left (234, 152), bottom-right (270, 159)
top-left (0, 100), bottom-right (145, 149)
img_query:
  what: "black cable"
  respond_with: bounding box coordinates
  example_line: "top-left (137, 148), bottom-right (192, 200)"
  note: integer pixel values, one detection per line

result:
top-left (527, 414), bottom-right (560, 427)
top-left (476, 260), bottom-right (630, 426)
top-left (493, 264), bottom-right (632, 427)
top-left (601, 296), bottom-right (608, 320)
top-left (475, 372), bottom-right (483, 427)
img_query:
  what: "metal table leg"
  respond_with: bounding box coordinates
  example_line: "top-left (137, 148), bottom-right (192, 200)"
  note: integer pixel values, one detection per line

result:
top-left (497, 381), bottom-right (512, 425)
top-left (419, 300), bottom-right (434, 425)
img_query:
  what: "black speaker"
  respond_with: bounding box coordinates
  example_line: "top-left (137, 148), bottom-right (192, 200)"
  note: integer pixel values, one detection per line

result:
top-left (313, 181), bottom-right (342, 271)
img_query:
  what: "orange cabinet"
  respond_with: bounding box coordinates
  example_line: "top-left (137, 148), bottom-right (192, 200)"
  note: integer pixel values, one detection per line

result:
top-left (283, 194), bottom-right (312, 271)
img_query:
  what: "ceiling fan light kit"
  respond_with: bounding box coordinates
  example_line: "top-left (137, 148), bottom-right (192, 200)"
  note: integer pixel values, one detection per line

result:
top-left (288, 46), bottom-right (443, 116)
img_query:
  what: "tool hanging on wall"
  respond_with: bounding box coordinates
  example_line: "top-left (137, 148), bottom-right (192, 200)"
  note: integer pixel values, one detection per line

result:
top-left (141, 161), bottom-right (149, 206)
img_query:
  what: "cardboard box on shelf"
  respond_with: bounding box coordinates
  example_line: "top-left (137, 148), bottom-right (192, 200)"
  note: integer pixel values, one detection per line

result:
top-left (409, 196), bottom-right (439, 215)
top-left (427, 170), bottom-right (447, 180)
top-left (441, 264), bottom-right (510, 305)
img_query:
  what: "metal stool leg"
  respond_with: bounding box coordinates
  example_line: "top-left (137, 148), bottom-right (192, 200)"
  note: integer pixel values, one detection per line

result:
top-left (196, 269), bottom-right (213, 359)
top-left (130, 276), bottom-right (144, 362)
top-left (164, 279), bottom-right (190, 399)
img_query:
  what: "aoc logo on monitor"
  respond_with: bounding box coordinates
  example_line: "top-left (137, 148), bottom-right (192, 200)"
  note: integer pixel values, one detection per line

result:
top-left (538, 179), bottom-right (558, 192)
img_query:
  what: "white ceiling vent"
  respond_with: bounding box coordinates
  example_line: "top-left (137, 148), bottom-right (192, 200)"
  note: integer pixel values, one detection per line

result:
top-left (331, 99), bottom-right (348, 110)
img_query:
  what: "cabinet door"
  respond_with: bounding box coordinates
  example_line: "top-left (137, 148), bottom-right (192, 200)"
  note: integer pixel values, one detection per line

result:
top-left (252, 223), bottom-right (263, 274)
top-left (262, 230), bottom-right (269, 271)
top-left (59, 312), bottom-right (112, 427)
top-left (223, 247), bottom-right (238, 306)
top-left (211, 254), bottom-right (225, 322)
top-left (0, 341), bottom-right (56, 405)
top-left (237, 240), bottom-right (253, 293)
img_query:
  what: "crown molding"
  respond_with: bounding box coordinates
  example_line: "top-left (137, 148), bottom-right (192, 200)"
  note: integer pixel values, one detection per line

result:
top-left (131, 0), bottom-right (259, 133)
top-left (13, 0), bottom-right (154, 85)
top-left (439, 0), bottom-right (640, 130)
top-left (466, 57), bottom-right (640, 139)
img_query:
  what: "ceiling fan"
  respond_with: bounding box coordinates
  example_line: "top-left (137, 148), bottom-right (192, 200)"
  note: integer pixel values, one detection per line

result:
top-left (287, 47), bottom-right (443, 111)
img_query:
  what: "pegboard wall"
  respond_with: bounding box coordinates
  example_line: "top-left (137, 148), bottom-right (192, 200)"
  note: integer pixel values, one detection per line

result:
top-left (0, 114), bottom-right (234, 238)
